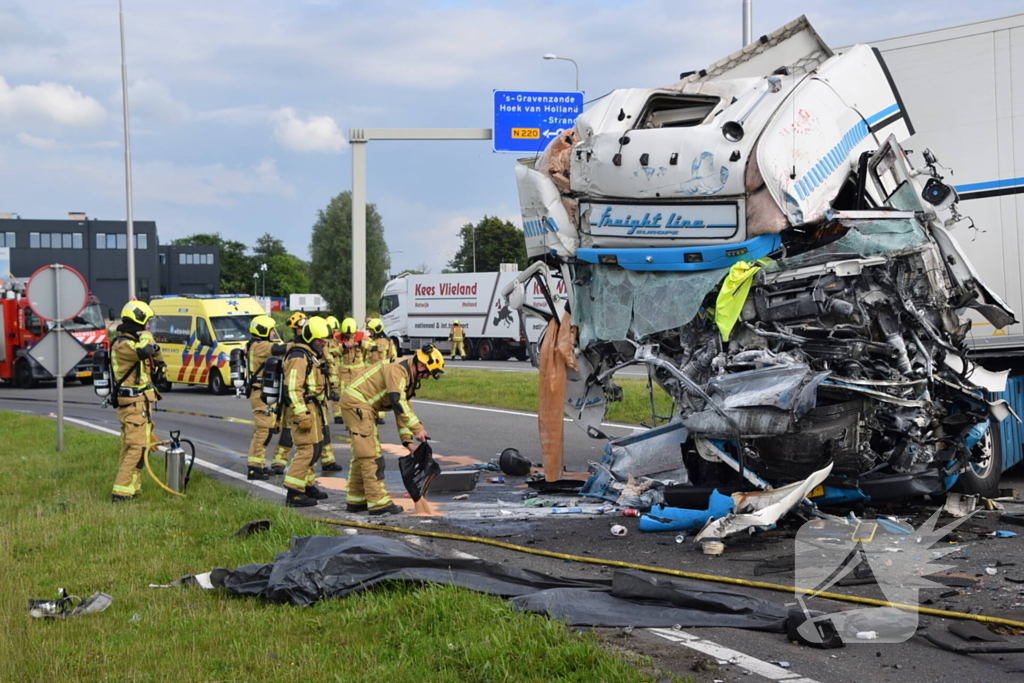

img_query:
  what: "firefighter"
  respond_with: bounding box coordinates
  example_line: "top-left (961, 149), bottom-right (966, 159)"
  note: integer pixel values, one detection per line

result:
top-left (110, 300), bottom-right (166, 502)
top-left (269, 312), bottom-right (308, 474)
top-left (244, 315), bottom-right (286, 480)
top-left (325, 315), bottom-right (345, 424)
top-left (281, 315), bottom-right (332, 507)
top-left (448, 320), bottom-right (466, 360)
top-left (337, 317), bottom-right (368, 404)
top-left (318, 316), bottom-right (343, 472)
top-left (363, 318), bottom-right (397, 364)
top-left (341, 343), bottom-right (444, 515)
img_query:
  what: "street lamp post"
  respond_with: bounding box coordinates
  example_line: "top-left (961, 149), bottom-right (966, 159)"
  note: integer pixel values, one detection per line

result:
top-left (543, 53), bottom-right (579, 92)
top-left (471, 224), bottom-right (476, 272)
top-left (260, 262), bottom-right (267, 298)
top-left (252, 272), bottom-right (258, 297)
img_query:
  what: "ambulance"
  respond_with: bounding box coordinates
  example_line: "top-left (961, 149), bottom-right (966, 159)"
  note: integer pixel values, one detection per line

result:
top-left (148, 294), bottom-right (267, 394)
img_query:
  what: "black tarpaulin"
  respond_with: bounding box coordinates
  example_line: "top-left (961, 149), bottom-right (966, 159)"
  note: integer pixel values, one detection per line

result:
top-left (210, 535), bottom-right (789, 631)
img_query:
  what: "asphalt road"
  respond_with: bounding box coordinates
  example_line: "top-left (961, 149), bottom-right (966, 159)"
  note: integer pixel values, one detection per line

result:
top-left (3, 379), bottom-right (1024, 683)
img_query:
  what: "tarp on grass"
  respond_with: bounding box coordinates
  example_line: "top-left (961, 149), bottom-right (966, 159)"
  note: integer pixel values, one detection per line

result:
top-left (210, 535), bottom-right (789, 631)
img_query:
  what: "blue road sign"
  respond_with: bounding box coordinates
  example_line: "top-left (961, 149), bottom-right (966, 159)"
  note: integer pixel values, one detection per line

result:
top-left (493, 90), bottom-right (584, 154)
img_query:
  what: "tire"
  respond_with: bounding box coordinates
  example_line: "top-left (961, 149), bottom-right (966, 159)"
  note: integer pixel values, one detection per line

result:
top-left (953, 427), bottom-right (1002, 498)
top-left (14, 359), bottom-right (37, 389)
top-left (208, 369), bottom-right (227, 395)
top-left (477, 340), bottom-right (494, 361)
top-left (514, 347), bottom-right (528, 362)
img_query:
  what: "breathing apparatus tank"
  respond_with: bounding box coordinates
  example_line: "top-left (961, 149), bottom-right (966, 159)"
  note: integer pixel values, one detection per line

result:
top-left (260, 355), bottom-right (283, 408)
top-left (92, 349), bottom-right (111, 399)
top-left (229, 348), bottom-right (246, 396)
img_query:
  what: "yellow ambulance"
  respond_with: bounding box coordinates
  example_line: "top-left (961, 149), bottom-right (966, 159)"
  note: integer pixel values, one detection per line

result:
top-left (149, 294), bottom-right (267, 394)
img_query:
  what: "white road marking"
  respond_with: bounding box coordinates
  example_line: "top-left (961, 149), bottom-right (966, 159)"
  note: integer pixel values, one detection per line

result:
top-left (412, 398), bottom-right (644, 431)
top-left (61, 416), bottom-right (284, 497)
top-left (648, 628), bottom-right (820, 682)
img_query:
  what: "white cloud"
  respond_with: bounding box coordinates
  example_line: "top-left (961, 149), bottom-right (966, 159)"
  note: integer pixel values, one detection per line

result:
top-left (16, 131), bottom-right (58, 149)
top-left (0, 76), bottom-right (105, 127)
top-left (271, 107), bottom-right (346, 153)
top-left (121, 79), bottom-right (191, 124)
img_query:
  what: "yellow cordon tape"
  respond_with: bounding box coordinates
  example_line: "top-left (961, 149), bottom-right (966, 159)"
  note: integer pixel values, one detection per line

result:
top-left (311, 517), bottom-right (1024, 630)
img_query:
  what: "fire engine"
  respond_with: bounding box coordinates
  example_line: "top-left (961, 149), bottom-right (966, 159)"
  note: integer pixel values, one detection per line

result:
top-left (0, 278), bottom-right (110, 388)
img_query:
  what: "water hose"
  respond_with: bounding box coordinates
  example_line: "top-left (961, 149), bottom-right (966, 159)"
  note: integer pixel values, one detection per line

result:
top-left (143, 442), bottom-right (185, 497)
top-left (310, 516), bottom-right (1024, 631)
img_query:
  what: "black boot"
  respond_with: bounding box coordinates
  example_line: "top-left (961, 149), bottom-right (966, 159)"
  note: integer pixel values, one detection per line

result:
top-left (247, 467), bottom-right (270, 481)
top-left (285, 489), bottom-right (317, 507)
top-left (368, 502), bottom-right (403, 516)
top-left (375, 416), bottom-right (386, 425)
top-left (333, 416), bottom-right (344, 425)
top-left (345, 502), bottom-right (368, 513)
top-left (321, 461), bottom-right (343, 473)
top-left (111, 494), bottom-right (133, 503)
top-left (305, 485), bottom-right (329, 500)
top-left (269, 464), bottom-right (285, 475)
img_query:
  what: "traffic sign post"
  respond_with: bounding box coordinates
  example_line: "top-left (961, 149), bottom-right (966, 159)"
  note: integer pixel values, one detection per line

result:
top-left (493, 90), bottom-right (584, 154)
top-left (26, 264), bottom-right (89, 451)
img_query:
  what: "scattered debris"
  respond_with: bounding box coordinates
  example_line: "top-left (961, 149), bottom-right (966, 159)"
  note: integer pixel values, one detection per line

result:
top-left (948, 621), bottom-right (1005, 642)
top-left (231, 519), bottom-right (271, 538)
top-left (999, 513), bottom-right (1024, 528)
top-left (638, 489), bottom-right (734, 533)
top-left (610, 525), bottom-right (627, 537)
top-left (943, 493), bottom-right (979, 518)
top-left (398, 441), bottom-right (441, 501)
top-left (498, 448), bottom-right (532, 476)
top-left (452, 494), bottom-right (469, 501)
top-left (29, 590), bottom-right (112, 619)
top-left (991, 530), bottom-right (1018, 538)
top-left (703, 541), bottom-right (725, 556)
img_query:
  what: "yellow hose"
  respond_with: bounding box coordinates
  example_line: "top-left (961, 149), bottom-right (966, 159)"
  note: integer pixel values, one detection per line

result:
top-left (312, 516), bottom-right (1024, 630)
top-left (143, 442), bottom-right (186, 498)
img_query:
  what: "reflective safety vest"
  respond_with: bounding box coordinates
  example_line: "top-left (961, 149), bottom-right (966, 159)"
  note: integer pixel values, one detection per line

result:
top-left (342, 359), bottom-right (423, 442)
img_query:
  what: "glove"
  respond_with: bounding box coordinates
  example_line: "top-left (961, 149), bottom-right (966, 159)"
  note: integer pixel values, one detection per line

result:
top-left (295, 412), bottom-right (313, 434)
top-left (329, 391), bottom-right (340, 402)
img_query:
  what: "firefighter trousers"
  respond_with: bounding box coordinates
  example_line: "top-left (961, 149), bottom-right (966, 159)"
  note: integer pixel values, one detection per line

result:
top-left (247, 393), bottom-right (275, 468)
top-left (450, 340), bottom-right (465, 358)
top-left (284, 401), bottom-right (324, 492)
top-left (113, 398), bottom-right (152, 498)
top-left (341, 405), bottom-right (391, 510)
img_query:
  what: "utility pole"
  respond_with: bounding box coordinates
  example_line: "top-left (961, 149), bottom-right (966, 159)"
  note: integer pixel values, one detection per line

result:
top-left (742, 0), bottom-right (753, 47)
top-left (119, 0), bottom-right (136, 301)
top-left (472, 223), bottom-right (476, 272)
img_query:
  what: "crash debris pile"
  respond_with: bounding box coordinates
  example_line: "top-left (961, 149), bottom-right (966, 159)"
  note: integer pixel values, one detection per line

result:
top-left (505, 15), bottom-right (1017, 533)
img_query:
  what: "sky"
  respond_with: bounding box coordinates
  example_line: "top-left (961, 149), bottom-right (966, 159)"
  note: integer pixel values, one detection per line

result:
top-left (0, 0), bottom-right (1020, 277)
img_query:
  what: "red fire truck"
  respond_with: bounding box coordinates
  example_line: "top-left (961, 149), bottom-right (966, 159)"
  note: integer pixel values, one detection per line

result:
top-left (0, 278), bottom-right (110, 388)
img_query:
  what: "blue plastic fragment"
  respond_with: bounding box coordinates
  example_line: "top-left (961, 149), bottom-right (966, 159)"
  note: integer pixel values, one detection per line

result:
top-left (637, 490), bottom-right (735, 532)
top-left (994, 530), bottom-right (1018, 538)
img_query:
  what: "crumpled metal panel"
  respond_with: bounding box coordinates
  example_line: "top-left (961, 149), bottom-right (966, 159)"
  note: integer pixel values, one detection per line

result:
top-left (607, 421), bottom-right (690, 481)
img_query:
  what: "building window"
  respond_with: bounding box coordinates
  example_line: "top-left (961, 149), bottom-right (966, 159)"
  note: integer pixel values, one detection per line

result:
top-left (29, 233), bottom-right (39, 248)
top-left (96, 233), bottom-right (105, 249)
top-left (61, 233), bottom-right (72, 249)
top-left (134, 233), bottom-right (148, 250)
top-left (51, 232), bottom-right (61, 247)
top-left (159, 252), bottom-right (166, 264)
top-left (106, 234), bottom-right (117, 249)
top-left (116, 234), bottom-right (126, 250)
top-left (73, 233), bottom-right (82, 249)
top-left (41, 233), bottom-right (51, 248)
top-left (0, 232), bottom-right (14, 248)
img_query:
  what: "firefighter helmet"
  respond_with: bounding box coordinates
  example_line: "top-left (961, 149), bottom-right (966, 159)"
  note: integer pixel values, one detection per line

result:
top-left (301, 316), bottom-right (330, 344)
top-left (367, 318), bottom-right (384, 335)
top-left (121, 300), bottom-right (154, 325)
top-left (286, 311), bottom-right (308, 330)
top-left (453, 320), bottom-right (460, 325)
top-left (325, 315), bottom-right (339, 331)
top-left (340, 317), bottom-right (357, 334)
top-left (249, 314), bottom-right (276, 338)
top-left (415, 344), bottom-right (445, 379)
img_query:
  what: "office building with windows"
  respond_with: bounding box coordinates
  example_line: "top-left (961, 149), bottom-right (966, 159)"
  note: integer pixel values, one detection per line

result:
top-left (0, 213), bottom-right (219, 313)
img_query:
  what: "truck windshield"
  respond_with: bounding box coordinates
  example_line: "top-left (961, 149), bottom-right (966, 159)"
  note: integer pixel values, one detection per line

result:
top-left (211, 315), bottom-right (255, 342)
top-left (50, 303), bottom-right (106, 331)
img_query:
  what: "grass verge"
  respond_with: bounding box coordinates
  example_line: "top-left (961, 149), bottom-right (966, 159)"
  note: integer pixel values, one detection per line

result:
top-left (416, 367), bottom-right (674, 426)
top-left (0, 412), bottom-right (677, 683)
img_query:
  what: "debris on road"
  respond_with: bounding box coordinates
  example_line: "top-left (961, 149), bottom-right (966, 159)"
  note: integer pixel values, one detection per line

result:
top-left (29, 590), bottom-right (112, 619)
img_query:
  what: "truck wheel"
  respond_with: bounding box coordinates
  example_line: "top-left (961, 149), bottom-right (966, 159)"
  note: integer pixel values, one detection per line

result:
top-left (953, 427), bottom-right (1002, 498)
top-left (477, 340), bottom-right (494, 361)
top-left (514, 348), bottom-right (528, 361)
top-left (208, 369), bottom-right (227, 395)
top-left (14, 359), bottom-right (37, 389)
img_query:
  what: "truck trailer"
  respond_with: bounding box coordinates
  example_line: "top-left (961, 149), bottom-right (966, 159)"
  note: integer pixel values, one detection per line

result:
top-left (379, 271), bottom-right (548, 360)
top-left (505, 14), bottom-right (1022, 512)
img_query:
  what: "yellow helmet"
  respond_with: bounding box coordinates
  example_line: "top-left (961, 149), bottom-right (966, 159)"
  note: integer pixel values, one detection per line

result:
top-left (249, 314), bottom-right (277, 338)
top-left (325, 315), bottom-right (340, 331)
top-left (340, 317), bottom-right (357, 334)
top-left (301, 316), bottom-right (330, 344)
top-left (286, 311), bottom-right (307, 330)
top-left (121, 300), bottom-right (154, 325)
top-left (367, 318), bottom-right (384, 335)
top-left (415, 343), bottom-right (445, 379)
top-left (453, 320), bottom-right (460, 325)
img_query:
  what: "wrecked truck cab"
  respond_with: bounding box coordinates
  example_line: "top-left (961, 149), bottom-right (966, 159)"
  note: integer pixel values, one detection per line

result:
top-left (507, 15), bottom-right (1018, 517)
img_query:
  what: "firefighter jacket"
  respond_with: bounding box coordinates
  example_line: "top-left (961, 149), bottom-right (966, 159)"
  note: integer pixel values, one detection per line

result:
top-left (246, 338), bottom-right (286, 392)
top-left (339, 336), bottom-right (366, 373)
top-left (364, 335), bottom-right (397, 364)
top-left (111, 329), bottom-right (164, 403)
top-left (342, 358), bottom-right (423, 443)
top-left (283, 343), bottom-right (328, 417)
top-left (449, 324), bottom-right (465, 342)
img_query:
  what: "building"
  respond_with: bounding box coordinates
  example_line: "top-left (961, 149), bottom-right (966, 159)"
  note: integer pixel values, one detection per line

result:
top-left (0, 213), bottom-right (219, 314)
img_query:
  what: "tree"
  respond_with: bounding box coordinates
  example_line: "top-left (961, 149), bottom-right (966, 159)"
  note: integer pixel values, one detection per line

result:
top-left (446, 216), bottom-right (527, 273)
top-left (172, 232), bottom-right (251, 294)
top-left (309, 191), bottom-right (390, 315)
top-left (252, 233), bottom-right (288, 261)
top-left (263, 253), bottom-right (310, 298)
top-left (396, 262), bottom-right (431, 277)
